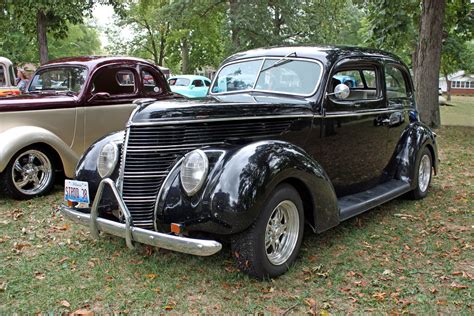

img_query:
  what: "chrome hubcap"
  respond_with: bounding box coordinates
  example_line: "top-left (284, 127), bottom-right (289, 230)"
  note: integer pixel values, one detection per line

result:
top-left (265, 200), bottom-right (300, 266)
top-left (418, 154), bottom-right (431, 193)
top-left (11, 150), bottom-right (52, 195)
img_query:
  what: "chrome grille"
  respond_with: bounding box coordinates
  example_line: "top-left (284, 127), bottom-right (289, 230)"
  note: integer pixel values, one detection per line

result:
top-left (121, 118), bottom-right (293, 229)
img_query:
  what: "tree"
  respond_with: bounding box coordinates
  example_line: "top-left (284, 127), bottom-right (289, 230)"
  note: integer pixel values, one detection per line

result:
top-left (2, 0), bottom-right (121, 64)
top-left (357, 0), bottom-right (473, 128)
top-left (48, 23), bottom-right (101, 60)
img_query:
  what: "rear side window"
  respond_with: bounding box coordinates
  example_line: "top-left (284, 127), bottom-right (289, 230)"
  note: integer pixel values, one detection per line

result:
top-left (385, 65), bottom-right (408, 99)
top-left (204, 79), bottom-right (211, 87)
top-left (92, 68), bottom-right (136, 95)
top-left (0, 66), bottom-right (6, 86)
top-left (141, 69), bottom-right (162, 95)
top-left (192, 79), bottom-right (204, 87)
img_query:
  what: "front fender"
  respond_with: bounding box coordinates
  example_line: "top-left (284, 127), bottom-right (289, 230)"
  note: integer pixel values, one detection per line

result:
top-left (75, 130), bottom-right (125, 203)
top-left (158, 141), bottom-right (339, 235)
top-left (391, 122), bottom-right (438, 185)
top-left (0, 126), bottom-right (78, 176)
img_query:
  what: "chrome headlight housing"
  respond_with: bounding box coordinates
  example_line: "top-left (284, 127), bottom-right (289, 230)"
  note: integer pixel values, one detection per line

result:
top-left (180, 149), bottom-right (209, 196)
top-left (97, 142), bottom-right (119, 178)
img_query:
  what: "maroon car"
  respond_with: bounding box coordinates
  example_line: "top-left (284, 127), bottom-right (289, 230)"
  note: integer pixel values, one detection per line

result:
top-left (0, 56), bottom-right (173, 199)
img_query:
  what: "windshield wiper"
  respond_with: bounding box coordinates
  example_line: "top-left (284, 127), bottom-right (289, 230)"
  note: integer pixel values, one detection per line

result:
top-left (260, 52), bottom-right (297, 72)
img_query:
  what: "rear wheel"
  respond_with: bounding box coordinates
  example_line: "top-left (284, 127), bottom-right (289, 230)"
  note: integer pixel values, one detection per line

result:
top-left (0, 147), bottom-right (55, 200)
top-left (409, 147), bottom-right (432, 200)
top-left (231, 184), bottom-right (304, 279)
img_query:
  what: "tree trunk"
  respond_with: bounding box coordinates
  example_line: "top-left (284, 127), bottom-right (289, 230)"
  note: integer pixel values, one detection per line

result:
top-left (181, 38), bottom-right (189, 74)
top-left (444, 73), bottom-right (451, 101)
top-left (413, 0), bottom-right (445, 128)
top-left (36, 10), bottom-right (48, 65)
top-left (229, 0), bottom-right (241, 50)
top-left (143, 19), bottom-right (158, 65)
top-left (158, 23), bottom-right (170, 66)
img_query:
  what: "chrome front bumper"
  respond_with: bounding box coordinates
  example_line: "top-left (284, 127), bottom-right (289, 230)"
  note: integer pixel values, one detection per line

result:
top-left (60, 178), bottom-right (222, 256)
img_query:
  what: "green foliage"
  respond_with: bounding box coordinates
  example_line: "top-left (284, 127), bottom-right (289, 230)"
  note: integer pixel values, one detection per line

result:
top-left (48, 23), bottom-right (102, 60)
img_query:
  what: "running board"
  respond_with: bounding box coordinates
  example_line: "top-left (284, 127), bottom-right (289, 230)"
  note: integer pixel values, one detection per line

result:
top-left (339, 180), bottom-right (411, 221)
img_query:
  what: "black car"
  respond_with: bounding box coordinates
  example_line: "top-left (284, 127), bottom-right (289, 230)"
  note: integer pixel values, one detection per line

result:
top-left (61, 46), bottom-right (438, 279)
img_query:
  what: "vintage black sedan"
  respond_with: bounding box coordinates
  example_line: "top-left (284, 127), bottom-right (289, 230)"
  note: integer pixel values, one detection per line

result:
top-left (61, 46), bottom-right (438, 279)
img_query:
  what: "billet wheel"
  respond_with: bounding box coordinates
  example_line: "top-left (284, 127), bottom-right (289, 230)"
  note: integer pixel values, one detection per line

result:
top-left (0, 147), bottom-right (55, 199)
top-left (409, 147), bottom-right (433, 200)
top-left (231, 183), bottom-right (304, 279)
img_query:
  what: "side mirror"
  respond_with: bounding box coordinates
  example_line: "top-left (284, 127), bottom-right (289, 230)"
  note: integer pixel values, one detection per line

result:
top-left (332, 83), bottom-right (350, 100)
top-left (88, 92), bottom-right (110, 102)
top-left (189, 85), bottom-right (195, 90)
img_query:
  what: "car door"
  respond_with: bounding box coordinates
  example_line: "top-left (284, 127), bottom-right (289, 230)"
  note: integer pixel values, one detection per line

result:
top-left (383, 63), bottom-right (412, 154)
top-left (317, 59), bottom-right (392, 196)
top-left (83, 66), bottom-right (139, 150)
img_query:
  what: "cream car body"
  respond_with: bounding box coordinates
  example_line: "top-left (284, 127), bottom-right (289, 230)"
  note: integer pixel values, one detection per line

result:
top-left (0, 56), bottom-right (172, 199)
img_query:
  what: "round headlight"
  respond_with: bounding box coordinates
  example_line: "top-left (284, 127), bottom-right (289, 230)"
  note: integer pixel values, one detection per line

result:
top-left (97, 142), bottom-right (119, 178)
top-left (180, 150), bottom-right (209, 196)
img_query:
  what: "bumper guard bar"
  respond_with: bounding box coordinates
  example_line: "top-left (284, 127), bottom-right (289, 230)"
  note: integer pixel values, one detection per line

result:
top-left (60, 178), bottom-right (222, 256)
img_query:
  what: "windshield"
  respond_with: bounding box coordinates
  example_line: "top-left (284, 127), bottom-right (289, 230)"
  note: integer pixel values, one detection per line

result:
top-left (28, 66), bottom-right (87, 94)
top-left (169, 78), bottom-right (190, 86)
top-left (211, 58), bottom-right (322, 96)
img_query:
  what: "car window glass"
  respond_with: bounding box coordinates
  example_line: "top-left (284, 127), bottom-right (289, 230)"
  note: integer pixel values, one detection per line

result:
top-left (9, 65), bottom-right (16, 86)
top-left (204, 79), bottom-right (211, 87)
top-left (91, 68), bottom-right (136, 96)
top-left (212, 59), bottom-right (262, 93)
top-left (169, 78), bottom-right (190, 86)
top-left (141, 70), bottom-right (161, 95)
top-left (385, 65), bottom-right (408, 98)
top-left (255, 59), bottom-right (321, 95)
top-left (116, 70), bottom-right (135, 86)
top-left (192, 79), bottom-right (204, 87)
top-left (29, 67), bottom-right (87, 94)
top-left (0, 66), bottom-right (6, 86)
top-left (331, 67), bottom-right (378, 101)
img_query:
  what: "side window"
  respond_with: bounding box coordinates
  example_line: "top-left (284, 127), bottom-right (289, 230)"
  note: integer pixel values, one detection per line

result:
top-left (0, 66), bottom-right (5, 86)
top-left (204, 79), bottom-right (211, 87)
top-left (331, 67), bottom-right (378, 101)
top-left (9, 65), bottom-right (16, 86)
top-left (192, 79), bottom-right (204, 87)
top-left (92, 68), bottom-right (136, 96)
top-left (141, 69), bottom-right (162, 95)
top-left (385, 65), bottom-right (408, 99)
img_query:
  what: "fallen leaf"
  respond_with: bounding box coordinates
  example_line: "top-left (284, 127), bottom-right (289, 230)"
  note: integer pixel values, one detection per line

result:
top-left (372, 292), bottom-right (386, 301)
top-left (450, 282), bottom-right (468, 289)
top-left (35, 272), bottom-right (45, 280)
top-left (58, 256), bottom-right (69, 264)
top-left (60, 300), bottom-right (70, 307)
top-left (71, 309), bottom-right (93, 316)
top-left (144, 273), bottom-right (158, 279)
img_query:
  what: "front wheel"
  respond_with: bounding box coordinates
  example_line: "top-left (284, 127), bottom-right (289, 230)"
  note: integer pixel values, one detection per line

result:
top-left (231, 184), bottom-right (304, 279)
top-left (409, 147), bottom-right (433, 200)
top-left (0, 147), bottom-right (55, 200)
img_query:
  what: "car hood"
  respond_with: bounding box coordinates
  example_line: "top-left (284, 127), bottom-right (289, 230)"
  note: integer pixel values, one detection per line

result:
top-left (0, 93), bottom-right (78, 112)
top-left (131, 93), bottom-right (315, 123)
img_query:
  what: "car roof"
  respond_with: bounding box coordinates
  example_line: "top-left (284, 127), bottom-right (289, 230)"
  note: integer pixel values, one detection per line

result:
top-left (221, 45), bottom-right (405, 66)
top-left (169, 75), bottom-right (210, 81)
top-left (43, 56), bottom-right (157, 71)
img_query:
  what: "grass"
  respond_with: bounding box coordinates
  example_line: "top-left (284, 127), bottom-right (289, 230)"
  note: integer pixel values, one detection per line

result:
top-left (1, 98), bottom-right (473, 314)
top-left (440, 95), bottom-right (474, 126)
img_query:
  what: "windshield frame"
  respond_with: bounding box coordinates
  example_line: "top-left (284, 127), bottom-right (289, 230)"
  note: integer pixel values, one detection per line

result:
top-left (27, 65), bottom-right (88, 95)
top-left (209, 56), bottom-right (324, 97)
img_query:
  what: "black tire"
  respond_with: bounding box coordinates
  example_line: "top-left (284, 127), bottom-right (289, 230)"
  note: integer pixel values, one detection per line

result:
top-left (408, 147), bottom-right (433, 200)
top-left (231, 183), bottom-right (304, 279)
top-left (0, 146), bottom-right (55, 200)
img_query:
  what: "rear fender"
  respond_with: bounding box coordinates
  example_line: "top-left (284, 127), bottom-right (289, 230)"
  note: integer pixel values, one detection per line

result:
top-left (390, 122), bottom-right (438, 186)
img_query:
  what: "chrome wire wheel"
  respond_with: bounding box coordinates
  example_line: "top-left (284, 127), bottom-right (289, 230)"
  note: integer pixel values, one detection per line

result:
top-left (11, 149), bottom-right (53, 196)
top-left (265, 200), bottom-right (300, 266)
top-left (418, 154), bottom-right (431, 193)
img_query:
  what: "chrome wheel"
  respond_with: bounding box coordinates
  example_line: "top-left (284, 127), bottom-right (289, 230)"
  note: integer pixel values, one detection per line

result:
top-left (418, 154), bottom-right (431, 193)
top-left (11, 149), bottom-right (53, 196)
top-left (265, 200), bottom-right (300, 266)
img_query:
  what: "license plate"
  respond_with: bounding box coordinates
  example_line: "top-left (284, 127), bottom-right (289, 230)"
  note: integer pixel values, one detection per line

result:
top-left (64, 179), bottom-right (90, 204)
